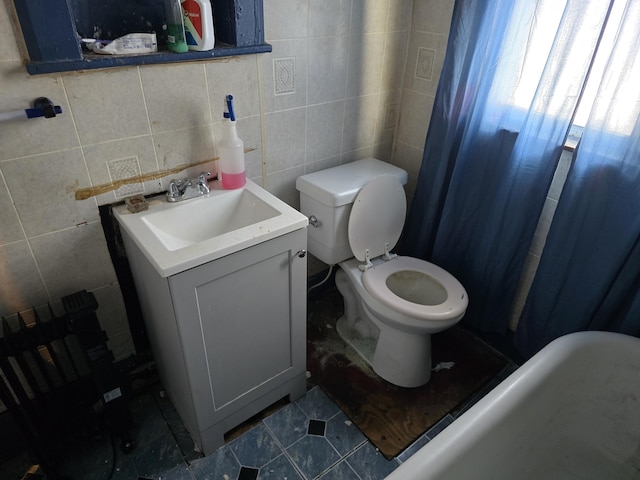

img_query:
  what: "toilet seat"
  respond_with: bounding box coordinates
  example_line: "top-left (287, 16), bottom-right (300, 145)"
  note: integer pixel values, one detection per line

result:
top-left (348, 175), bottom-right (467, 321)
top-left (362, 256), bottom-right (468, 320)
top-left (348, 175), bottom-right (406, 267)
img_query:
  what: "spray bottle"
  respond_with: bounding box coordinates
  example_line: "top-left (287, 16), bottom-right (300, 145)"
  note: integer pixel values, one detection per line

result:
top-left (218, 95), bottom-right (246, 189)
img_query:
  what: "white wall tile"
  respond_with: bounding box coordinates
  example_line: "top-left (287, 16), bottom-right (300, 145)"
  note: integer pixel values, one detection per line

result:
top-left (387, 0), bottom-right (414, 32)
top-left (306, 100), bottom-right (345, 163)
top-left (1, 148), bottom-right (97, 237)
top-left (0, 62), bottom-right (79, 161)
top-left (309, 0), bottom-right (352, 37)
top-left (205, 56), bottom-right (261, 119)
top-left (347, 33), bottom-right (385, 97)
top-left (264, 0), bottom-right (309, 41)
top-left (140, 63), bottom-right (211, 133)
top-left (381, 31), bottom-right (410, 93)
top-left (64, 68), bottom-right (150, 145)
top-left (397, 89), bottom-right (434, 149)
top-left (392, 141), bottom-right (424, 205)
top-left (0, 3), bottom-right (25, 61)
top-left (403, 31), bottom-right (448, 96)
top-left (0, 241), bottom-right (49, 315)
top-left (351, 0), bottom-right (390, 34)
top-left (152, 125), bottom-right (216, 182)
top-left (0, 174), bottom-right (24, 245)
top-left (342, 94), bottom-right (380, 153)
top-left (265, 164), bottom-right (306, 208)
top-left (83, 135), bottom-right (158, 186)
top-left (264, 108), bottom-right (306, 173)
top-left (29, 222), bottom-right (117, 301)
top-left (307, 35), bottom-right (349, 105)
top-left (259, 39), bottom-right (308, 113)
top-left (412, 0), bottom-right (455, 34)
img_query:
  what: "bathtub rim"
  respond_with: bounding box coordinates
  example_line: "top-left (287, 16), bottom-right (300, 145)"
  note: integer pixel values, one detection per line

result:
top-left (384, 331), bottom-right (640, 479)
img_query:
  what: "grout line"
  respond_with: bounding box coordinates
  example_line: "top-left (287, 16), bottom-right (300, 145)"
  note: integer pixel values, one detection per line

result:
top-left (256, 54), bottom-right (268, 188)
top-left (136, 66), bottom-right (160, 172)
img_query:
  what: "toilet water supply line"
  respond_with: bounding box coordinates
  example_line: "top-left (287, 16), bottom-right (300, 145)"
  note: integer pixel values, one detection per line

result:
top-left (308, 265), bottom-right (334, 294)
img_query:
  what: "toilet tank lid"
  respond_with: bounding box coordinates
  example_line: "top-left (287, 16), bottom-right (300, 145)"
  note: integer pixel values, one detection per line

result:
top-left (296, 158), bottom-right (408, 207)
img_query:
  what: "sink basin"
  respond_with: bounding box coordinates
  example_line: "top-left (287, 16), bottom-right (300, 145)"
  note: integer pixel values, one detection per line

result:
top-left (113, 179), bottom-right (308, 277)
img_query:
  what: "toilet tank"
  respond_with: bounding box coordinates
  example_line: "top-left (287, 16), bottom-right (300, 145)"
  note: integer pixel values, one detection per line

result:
top-left (296, 158), bottom-right (408, 265)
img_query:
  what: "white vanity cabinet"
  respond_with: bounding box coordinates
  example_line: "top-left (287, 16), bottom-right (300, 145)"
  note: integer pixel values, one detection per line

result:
top-left (121, 227), bottom-right (307, 454)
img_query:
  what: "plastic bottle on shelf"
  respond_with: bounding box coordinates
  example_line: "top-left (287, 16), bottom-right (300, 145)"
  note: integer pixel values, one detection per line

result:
top-left (218, 95), bottom-right (246, 189)
top-left (164, 0), bottom-right (188, 53)
top-left (181, 0), bottom-right (215, 51)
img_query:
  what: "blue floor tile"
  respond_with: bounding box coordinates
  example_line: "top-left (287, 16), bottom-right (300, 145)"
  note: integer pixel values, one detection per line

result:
top-left (325, 411), bottom-right (367, 456)
top-left (425, 414), bottom-right (455, 440)
top-left (345, 443), bottom-right (399, 480)
top-left (286, 434), bottom-right (341, 479)
top-left (397, 434), bottom-right (430, 463)
top-left (295, 387), bottom-right (341, 421)
top-left (189, 446), bottom-right (239, 480)
top-left (229, 424), bottom-right (284, 468)
top-left (263, 402), bottom-right (309, 448)
top-left (258, 454), bottom-right (303, 479)
top-left (317, 460), bottom-right (360, 480)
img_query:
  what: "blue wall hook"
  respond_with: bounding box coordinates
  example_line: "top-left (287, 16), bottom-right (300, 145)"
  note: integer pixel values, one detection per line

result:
top-left (0, 97), bottom-right (62, 122)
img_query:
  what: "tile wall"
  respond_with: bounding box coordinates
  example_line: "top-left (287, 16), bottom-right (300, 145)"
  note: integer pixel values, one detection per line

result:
top-left (0, 0), bottom-right (455, 360)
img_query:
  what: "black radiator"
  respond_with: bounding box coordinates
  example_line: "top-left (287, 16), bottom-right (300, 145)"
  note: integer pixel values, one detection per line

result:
top-left (0, 290), bottom-right (133, 477)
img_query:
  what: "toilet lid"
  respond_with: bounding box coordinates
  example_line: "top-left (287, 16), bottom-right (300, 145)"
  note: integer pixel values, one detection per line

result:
top-left (348, 175), bottom-right (406, 262)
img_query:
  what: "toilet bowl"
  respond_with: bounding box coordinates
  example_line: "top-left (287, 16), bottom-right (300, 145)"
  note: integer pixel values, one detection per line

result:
top-left (296, 158), bottom-right (468, 387)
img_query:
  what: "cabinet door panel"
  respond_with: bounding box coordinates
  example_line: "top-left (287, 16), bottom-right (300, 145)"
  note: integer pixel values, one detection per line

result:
top-left (198, 250), bottom-right (293, 407)
top-left (168, 229), bottom-right (306, 427)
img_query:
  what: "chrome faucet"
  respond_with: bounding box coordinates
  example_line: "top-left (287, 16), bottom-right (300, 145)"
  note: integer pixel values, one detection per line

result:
top-left (166, 172), bottom-right (211, 202)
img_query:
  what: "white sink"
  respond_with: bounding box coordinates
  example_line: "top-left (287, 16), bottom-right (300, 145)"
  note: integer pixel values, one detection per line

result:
top-left (113, 179), bottom-right (308, 277)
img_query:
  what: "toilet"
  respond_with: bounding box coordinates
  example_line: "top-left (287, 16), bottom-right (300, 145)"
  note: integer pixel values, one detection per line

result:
top-left (296, 158), bottom-right (468, 388)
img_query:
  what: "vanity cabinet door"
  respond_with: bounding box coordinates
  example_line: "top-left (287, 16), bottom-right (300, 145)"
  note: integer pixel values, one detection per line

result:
top-left (168, 228), bottom-right (307, 430)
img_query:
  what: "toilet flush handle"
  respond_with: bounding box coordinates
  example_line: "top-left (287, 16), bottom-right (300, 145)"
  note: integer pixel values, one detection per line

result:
top-left (308, 215), bottom-right (321, 228)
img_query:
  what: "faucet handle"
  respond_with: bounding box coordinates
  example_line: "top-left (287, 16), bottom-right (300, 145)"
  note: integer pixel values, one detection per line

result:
top-left (196, 172), bottom-right (211, 194)
top-left (197, 172), bottom-right (210, 183)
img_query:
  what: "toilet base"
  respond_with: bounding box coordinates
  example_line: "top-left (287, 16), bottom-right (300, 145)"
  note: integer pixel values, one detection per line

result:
top-left (335, 267), bottom-right (433, 388)
top-left (336, 315), bottom-right (378, 366)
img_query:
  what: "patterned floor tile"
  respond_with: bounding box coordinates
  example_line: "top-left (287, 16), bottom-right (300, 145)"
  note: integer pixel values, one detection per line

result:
top-left (263, 402), bottom-right (309, 448)
top-left (317, 460), bottom-right (360, 480)
top-left (189, 445), bottom-right (239, 480)
top-left (345, 443), bottom-right (399, 480)
top-left (229, 424), bottom-right (284, 468)
top-left (325, 411), bottom-right (367, 456)
top-left (295, 387), bottom-right (341, 421)
top-left (286, 434), bottom-right (341, 479)
top-left (258, 454), bottom-right (303, 479)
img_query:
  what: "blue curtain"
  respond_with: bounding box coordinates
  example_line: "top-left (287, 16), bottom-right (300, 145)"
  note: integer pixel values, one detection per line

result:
top-left (400, 0), bottom-right (611, 333)
top-left (515, 0), bottom-right (640, 357)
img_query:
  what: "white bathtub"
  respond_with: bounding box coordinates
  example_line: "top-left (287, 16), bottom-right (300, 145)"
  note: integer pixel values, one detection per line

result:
top-left (386, 331), bottom-right (640, 479)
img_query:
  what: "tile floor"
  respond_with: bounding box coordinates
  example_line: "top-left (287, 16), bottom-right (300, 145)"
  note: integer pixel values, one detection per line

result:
top-left (47, 357), bottom-right (515, 480)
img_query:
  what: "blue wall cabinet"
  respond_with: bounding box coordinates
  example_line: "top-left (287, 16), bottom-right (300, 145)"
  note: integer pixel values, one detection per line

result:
top-left (12, 0), bottom-right (270, 75)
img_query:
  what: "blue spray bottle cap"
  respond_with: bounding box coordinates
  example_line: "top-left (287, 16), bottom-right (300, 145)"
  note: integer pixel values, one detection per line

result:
top-left (224, 94), bottom-right (236, 121)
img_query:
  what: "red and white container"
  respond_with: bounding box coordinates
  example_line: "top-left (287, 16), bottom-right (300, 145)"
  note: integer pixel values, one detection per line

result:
top-left (181, 0), bottom-right (215, 51)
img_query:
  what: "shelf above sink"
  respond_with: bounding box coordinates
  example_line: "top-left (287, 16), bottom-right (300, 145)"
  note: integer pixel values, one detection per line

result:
top-left (25, 43), bottom-right (273, 75)
top-left (12, 0), bottom-right (270, 75)
top-left (113, 180), bottom-right (308, 277)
